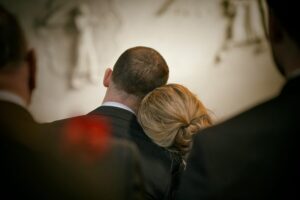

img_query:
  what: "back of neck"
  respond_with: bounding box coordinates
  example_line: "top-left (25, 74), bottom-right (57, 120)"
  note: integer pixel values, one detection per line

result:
top-left (102, 88), bottom-right (140, 114)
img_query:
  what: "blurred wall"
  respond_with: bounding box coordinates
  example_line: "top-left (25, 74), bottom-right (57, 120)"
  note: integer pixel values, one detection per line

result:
top-left (0, 0), bottom-right (284, 123)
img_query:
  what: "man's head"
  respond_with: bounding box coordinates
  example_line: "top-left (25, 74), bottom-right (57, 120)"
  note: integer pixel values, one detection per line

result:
top-left (102, 46), bottom-right (169, 111)
top-left (267, 1), bottom-right (300, 77)
top-left (0, 5), bottom-right (36, 105)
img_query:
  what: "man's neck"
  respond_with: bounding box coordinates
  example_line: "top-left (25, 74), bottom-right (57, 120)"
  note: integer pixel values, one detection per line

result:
top-left (102, 98), bottom-right (139, 114)
top-left (102, 89), bottom-right (140, 114)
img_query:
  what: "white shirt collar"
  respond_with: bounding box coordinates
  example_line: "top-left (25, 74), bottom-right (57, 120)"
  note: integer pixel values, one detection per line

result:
top-left (0, 90), bottom-right (27, 109)
top-left (102, 101), bottom-right (135, 115)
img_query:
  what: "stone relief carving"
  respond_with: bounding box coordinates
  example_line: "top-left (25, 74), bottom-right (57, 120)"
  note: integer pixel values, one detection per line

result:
top-left (34, 0), bottom-right (121, 89)
top-left (71, 4), bottom-right (99, 88)
top-left (215, 0), bottom-right (267, 64)
top-left (156, 0), bottom-right (176, 16)
top-left (32, 0), bottom-right (268, 88)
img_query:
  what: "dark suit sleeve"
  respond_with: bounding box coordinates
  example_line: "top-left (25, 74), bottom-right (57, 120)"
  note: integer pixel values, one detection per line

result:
top-left (176, 135), bottom-right (209, 200)
top-left (42, 118), bottom-right (146, 200)
top-left (119, 140), bottom-right (146, 200)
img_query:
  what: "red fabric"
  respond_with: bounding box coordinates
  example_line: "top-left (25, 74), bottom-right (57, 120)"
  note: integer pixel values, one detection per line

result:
top-left (62, 116), bottom-right (111, 163)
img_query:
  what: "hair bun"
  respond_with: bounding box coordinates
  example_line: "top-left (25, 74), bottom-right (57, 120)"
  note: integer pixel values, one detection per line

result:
top-left (172, 127), bottom-right (193, 156)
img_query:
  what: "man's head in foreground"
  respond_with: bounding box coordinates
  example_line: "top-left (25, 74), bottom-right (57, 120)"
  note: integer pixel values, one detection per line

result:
top-left (0, 5), bottom-right (36, 106)
top-left (102, 46), bottom-right (169, 113)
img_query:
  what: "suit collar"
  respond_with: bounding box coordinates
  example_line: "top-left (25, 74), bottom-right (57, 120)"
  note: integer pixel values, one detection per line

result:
top-left (287, 68), bottom-right (300, 80)
top-left (0, 100), bottom-right (33, 121)
top-left (281, 76), bottom-right (300, 96)
top-left (89, 105), bottom-right (136, 121)
top-left (88, 106), bottom-right (152, 141)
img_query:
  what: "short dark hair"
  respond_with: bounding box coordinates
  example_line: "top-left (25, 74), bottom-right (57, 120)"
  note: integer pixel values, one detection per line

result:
top-left (112, 46), bottom-right (169, 98)
top-left (267, 1), bottom-right (300, 46)
top-left (0, 5), bottom-right (26, 69)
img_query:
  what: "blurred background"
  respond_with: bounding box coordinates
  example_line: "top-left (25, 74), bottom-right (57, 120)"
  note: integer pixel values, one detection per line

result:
top-left (0, 0), bottom-right (284, 123)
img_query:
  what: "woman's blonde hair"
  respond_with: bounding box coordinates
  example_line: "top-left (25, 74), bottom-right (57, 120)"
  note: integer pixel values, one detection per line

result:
top-left (138, 83), bottom-right (212, 156)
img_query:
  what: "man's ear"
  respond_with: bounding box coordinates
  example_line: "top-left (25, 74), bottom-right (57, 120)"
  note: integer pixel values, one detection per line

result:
top-left (26, 49), bottom-right (37, 92)
top-left (103, 68), bottom-right (112, 88)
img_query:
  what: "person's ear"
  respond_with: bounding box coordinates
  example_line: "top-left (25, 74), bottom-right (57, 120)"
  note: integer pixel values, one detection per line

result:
top-left (268, 9), bottom-right (284, 44)
top-left (103, 68), bottom-right (112, 88)
top-left (26, 49), bottom-right (37, 92)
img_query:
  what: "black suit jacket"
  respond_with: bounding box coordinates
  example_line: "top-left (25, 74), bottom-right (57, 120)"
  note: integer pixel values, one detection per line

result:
top-left (1, 101), bottom-right (144, 200)
top-left (176, 77), bottom-right (300, 200)
top-left (88, 106), bottom-right (183, 200)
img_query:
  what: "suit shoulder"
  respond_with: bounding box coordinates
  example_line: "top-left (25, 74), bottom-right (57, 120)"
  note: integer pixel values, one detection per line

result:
top-left (194, 94), bottom-right (299, 148)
